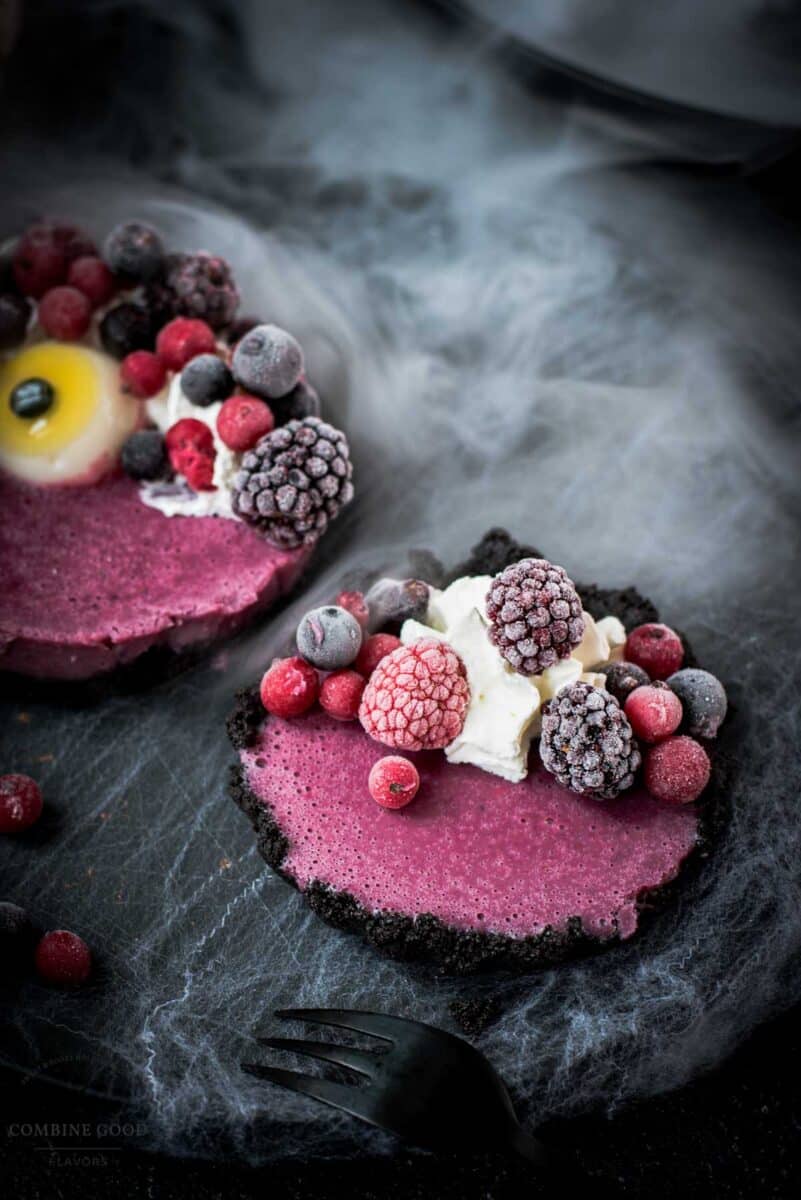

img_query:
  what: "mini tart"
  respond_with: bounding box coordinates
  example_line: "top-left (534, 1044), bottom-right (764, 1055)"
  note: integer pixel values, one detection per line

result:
top-left (228, 531), bottom-right (728, 974)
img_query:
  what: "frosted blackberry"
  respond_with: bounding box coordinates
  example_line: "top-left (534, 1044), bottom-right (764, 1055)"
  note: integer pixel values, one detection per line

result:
top-left (164, 252), bottom-right (240, 330)
top-left (540, 681), bottom-right (641, 801)
top-left (485, 558), bottom-right (584, 676)
top-left (296, 605), bottom-right (362, 670)
top-left (231, 416), bottom-right (354, 549)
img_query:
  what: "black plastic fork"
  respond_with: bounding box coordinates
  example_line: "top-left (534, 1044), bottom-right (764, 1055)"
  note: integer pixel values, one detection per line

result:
top-left (242, 1007), bottom-right (546, 1163)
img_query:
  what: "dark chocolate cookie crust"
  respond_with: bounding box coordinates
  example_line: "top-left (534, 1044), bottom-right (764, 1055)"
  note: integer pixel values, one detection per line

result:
top-left (227, 529), bottom-right (729, 974)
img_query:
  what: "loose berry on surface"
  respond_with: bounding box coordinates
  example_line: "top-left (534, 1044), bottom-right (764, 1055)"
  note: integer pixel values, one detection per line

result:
top-left (644, 736), bottom-right (711, 805)
top-left (260, 656), bottom-right (319, 718)
top-left (216, 393), bottom-right (274, 452)
top-left (0, 774), bottom-right (43, 833)
top-left (34, 930), bottom-right (92, 985)
top-left (335, 590), bottom-right (370, 630)
top-left (319, 670), bottom-right (366, 721)
top-left (231, 323), bottom-right (304, 399)
top-left (0, 292), bottom-right (32, 350)
top-left (165, 418), bottom-right (216, 491)
top-left (163, 252), bottom-right (240, 330)
top-left (666, 669), bottom-right (728, 739)
top-left (37, 285), bottom-right (92, 340)
top-left (368, 756), bottom-right (420, 809)
top-left (625, 684), bottom-right (683, 744)
top-left (296, 605), bottom-right (363, 670)
top-left (66, 255), bottom-right (116, 307)
top-left (269, 378), bottom-right (321, 427)
top-left (99, 302), bottom-right (155, 359)
top-left (156, 316), bottom-right (216, 372)
top-left (600, 660), bottom-right (650, 705)
top-left (180, 353), bottom-right (234, 406)
top-left (365, 578), bottom-right (430, 631)
top-left (539, 681), bottom-right (641, 801)
top-left (486, 558), bottom-right (585, 676)
top-left (104, 220), bottom-right (165, 283)
top-left (359, 638), bottom-right (470, 752)
top-left (121, 430), bottom-right (168, 481)
top-left (120, 350), bottom-right (167, 399)
top-left (354, 632), bottom-right (402, 678)
top-left (625, 623), bottom-right (684, 680)
top-left (231, 416), bottom-right (354, 549)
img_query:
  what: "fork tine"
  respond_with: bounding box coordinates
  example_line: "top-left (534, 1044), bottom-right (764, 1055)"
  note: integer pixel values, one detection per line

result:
top-left (275, 1008), bottom-right (410, 1043)
top-left (241, 1062), bottom-right (382, 1129)
top-left (257, 1036), bottom-right (377, 1078)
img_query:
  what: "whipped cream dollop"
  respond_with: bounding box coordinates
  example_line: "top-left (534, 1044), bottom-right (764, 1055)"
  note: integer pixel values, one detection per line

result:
top-left (401, 575), bottom-right (626, 782)
top-left (141, 373), bottom-right (240, 519)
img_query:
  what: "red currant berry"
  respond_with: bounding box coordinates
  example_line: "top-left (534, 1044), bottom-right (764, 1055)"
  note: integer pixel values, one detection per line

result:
top-left (156, 317), bottom-right (216, 371)
top-left (67, 255), bottom-right (116, 307)
top-left (319, 669), bottom-right (366, 721)
top-left (354, 633), bottom-right (402, 678)
top-left (0, 774), bottom-right (43, 833)
top-left (216, 393), bottom-right (274, 451)
top-left (644, 736), bottom-right (710, 805)
top-left (37, 285), bottom-right (92, 340)
top-left (165, 418), bottom-right (216, 491)
top-left (624, 684), bottom-right (683, 743)
top-left (335, 590), bottom-right (370, 630)
top-left (34, 930), bottom-right (92, 985)
top-left (625, 623), bottom-right (684, 681)
top-left (368, 756), bottom-right (420, 809)
top-left (260, 656), bottom-right (319, 718)
top-left (120, 350), bottom-right (167, 398)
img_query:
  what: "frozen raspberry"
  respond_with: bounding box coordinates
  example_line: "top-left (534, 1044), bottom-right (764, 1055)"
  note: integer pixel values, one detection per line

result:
top-left (644, 736), bottom-right (710, 804)
top-left (156, 317), bottom-right (216, 372)
top-left (232, 323), bottom-right (304, 399)
top-left (625, 684), bottom-right (683, 743)
top-left (336, 590), bottom-right (370, 630)
top-left (121, 430), bottom-right (168, 481)
top-left (67, 255), bottom-right (116, 307)
top-left (216, 393), bottom-right (275, 451)
top-left (163, 251), bottom-right (240, 330)
top-left (540, 681), bottom-right (641, 800)
top-left (296, 605), bottom-right (363, 670)
top-left (120, 350), bottom-right (167, 398)
top-left (368, 756), bottom-right (420, 809)
top-left (365, 578), bottom-right (430, 631)
top-left (260, 656), bottom-right (319, 718)
top-left (37, 285), bottom-right (92, 340)
top-left (600, 660), bottom-right (650, 705)
top-left (486, 558), bottom-right (585, 676)
top-left (0, 774), bottom-right (43, 833)
top-left (104, 220), bottom-right (164, 283)
top-left (666, 669), bottom-right (728, 739)
top-left (359, 638), bottom-right (469, 751)
top-left (355, 632), bottom-right (402, 678)
top-left (165, 418), bottom-right (216, 491)
top-left (34, 930), bottom-right (92, 985)
top-left (625, 623), bottom-right (684, 681)
top-left (0, 292), bottom-right (32, 351)
top-left (320, 669), bottom-right (366, 721)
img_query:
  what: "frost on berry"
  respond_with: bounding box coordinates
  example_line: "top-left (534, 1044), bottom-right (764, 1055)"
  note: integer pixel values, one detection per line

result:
top-left (485, 558), bottom-right (584, 676)
top-left (540, 680), bottom-right (641, 801)
top-left (359, 638), bottom-right (470, 751)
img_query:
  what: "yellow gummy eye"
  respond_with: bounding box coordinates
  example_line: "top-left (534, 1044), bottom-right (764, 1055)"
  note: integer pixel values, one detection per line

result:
top-left (0, 342), bottom-right (100, 456)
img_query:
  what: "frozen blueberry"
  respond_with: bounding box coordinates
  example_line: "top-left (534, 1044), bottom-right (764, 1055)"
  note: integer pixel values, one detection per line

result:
top-left (232, 323), bottom-right (304, 400)
top-left (296, 605), bottom-right (363, 670)
top-left (99, 302), bottom-right (155, 359)
top-left (104, 221), bottom-right (165, 283)
top-left (600, 660), bottom-right (651, 705)
top-left (180, 354), bottom-right (234, 406)
top-left (121, 429), bottom-right (168, 480)
top-left (667, 668), bottom-right (728, 739)
top-left (270, 378), bottom-right (321, 427)
top-left (0, 292), bottom-right (32, 351)
top-left (366, 577), bottom-right (431, 632)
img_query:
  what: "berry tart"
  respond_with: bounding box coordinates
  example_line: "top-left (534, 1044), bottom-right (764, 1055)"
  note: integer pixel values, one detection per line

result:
top-left (0, 219), bottom-right (354, 681)
top-left (228, 531), bottom-right (730, 973)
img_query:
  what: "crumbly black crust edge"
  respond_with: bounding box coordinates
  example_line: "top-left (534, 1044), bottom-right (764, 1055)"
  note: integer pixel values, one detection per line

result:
top-left (227, 528), bottom-right (731, 975)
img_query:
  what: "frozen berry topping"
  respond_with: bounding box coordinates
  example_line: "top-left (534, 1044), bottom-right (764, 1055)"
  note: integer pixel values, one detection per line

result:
top-left (625, 683), bottom-right (683, 743)
top-left (231, 416), bottom-right (354, 550)
top-left (180, 354), bottom-right (234, 406)
top-left (232, 323), bottom-right (304, 399)
top-left (156, 316), bottom-right (216, 372)
top-left (0, 292), bottom-right (32, 351)
top-left (163, 251), bottom-right (240, 330)
top-left (319, 669), bottom-right (366, 721)
top-left (666, 669), bottom-right (728, 739)
top-left (270, 378), bottom-right (321, 427)
top-left (37, 285), bottom-right (92, 341)
top-left (121, 430), bottom-right (168, 481)
top-left (365, 577), bottom-right (430, 631)
top-left (67, 255), bottom-right (116, 307)
top-left (359, 637), bottom-right (470, 752)
top-left (0, 773), bottom-right (43, 833)
top-left (296, 605), bottom-right (363, 670)
top-left (625, 623), bottom-right (684, 681)
top-left (12, 223), bottom-right (70, 297)
top-left (368, 755), bottom-right (421, 809)
top-left (540, 681), bottom-right (641, 801)
top-left (486, 558), bottom-right (584, 676)
top-left (99, 302), bottom-right (155, 359)
top-left (644, 735), bottom-right (710, 804)
top-left (216, 393), bottom-right (274, 451)
top-left (104, 220), bottom-right (165, 283)
top-left (120, 349), bottom-right (167, 398)
top-left (600, 660), bottom-right (651, 705)
top-left (34, 929), bottom-right (92, 985)
top-left (260, 656), bottom-right (319, 718)
top-left (335, 590), bottom-right (370, 630)
top-left (354, 632), bottom-right (402, 678)
top-left (165, 418), bottom-right (216, 491)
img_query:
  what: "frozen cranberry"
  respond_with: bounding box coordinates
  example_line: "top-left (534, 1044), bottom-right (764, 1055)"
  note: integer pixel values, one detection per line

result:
top-left (216, 393), bottom-right (274, 451)
top-left (156, 316), bottom-right (216, 371)
top-left (335, 590), bottom-right (370, 630)
top-left (319, 669), bottom-right (366, 721)
top-left (625, 623), bottom-right (684, 681)
top-left (165, 418), bottom-right (216, 491)
top-left (644, 736), bottom-right (710, 805)
top-left (260, 656), bottom-right (319, 718)
top-left (120, 350), bottom-right (167, 398)
top-left (354, 632), bottom-right (402, 678)
top-left (38, 285), bottom-right (92, 340)
top-left (0, 774), bottom-right (43, 833)
top-left (67, 255), bottom-right (116, 307)
top-left (625, 684), bottom-right (683, 743)
top-left (34, 930), bottom-right (92, 985)
top-left (368, 756), bottom-right (420, 809)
